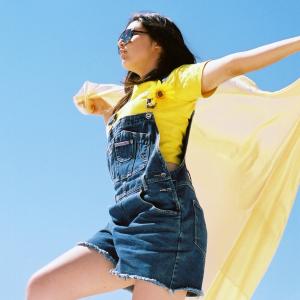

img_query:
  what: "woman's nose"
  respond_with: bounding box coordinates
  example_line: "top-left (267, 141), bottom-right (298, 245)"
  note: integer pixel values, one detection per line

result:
top-left (117, 39), bottom-right (126, 54)
top-left (118, 39), bottom-right (125, 48)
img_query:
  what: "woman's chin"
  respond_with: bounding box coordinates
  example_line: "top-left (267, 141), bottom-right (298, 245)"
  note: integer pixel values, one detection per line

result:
top-left (120, 60), bottom-right (138, 74)
top-left (121, 60), bottom-right (133, 71)
top-left (120, 58), bottom-right (128, 65)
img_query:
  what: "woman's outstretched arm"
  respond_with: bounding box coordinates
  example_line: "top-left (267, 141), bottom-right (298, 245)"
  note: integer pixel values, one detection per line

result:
top-left (230, 35), bottom-right (300, 74)
top-left (201, 35), bottom-right (300, 95)
top-left (79, 94), bottom-right (114, 125)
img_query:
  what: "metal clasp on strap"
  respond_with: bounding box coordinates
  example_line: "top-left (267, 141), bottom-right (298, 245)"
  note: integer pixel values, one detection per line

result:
top-left (145, 112), bottom-right (152, 119)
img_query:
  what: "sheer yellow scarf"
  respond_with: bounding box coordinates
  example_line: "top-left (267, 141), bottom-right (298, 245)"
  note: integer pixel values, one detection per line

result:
top-left (73, 75), bottom-right (300, 300)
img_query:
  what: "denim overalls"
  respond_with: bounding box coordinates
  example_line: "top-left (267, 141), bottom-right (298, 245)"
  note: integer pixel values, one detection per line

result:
top-left (77, 107), bottom-right (207, 298)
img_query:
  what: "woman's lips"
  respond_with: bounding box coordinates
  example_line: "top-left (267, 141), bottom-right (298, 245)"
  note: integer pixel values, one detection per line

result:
top-left (120, 51), bottom-right (127, 58)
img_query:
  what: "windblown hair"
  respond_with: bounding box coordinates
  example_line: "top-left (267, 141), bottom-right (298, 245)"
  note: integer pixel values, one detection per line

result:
top-left (112, 12), bottom-right (198, 115)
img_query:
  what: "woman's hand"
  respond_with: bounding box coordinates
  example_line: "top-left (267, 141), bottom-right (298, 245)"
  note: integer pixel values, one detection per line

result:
top-left (86, 94), bottom-right (113, 115)
top-left (76, 94), bottom-right (113, 116)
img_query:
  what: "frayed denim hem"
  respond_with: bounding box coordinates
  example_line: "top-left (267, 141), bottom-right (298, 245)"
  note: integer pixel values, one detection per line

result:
top-left (109, 269), bottom-right (204, 298)
top-left (76, 241), bottom-right (118, 266)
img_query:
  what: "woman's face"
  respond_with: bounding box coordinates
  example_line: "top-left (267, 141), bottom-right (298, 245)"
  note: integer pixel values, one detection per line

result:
top-left (118, 20), bottom-right (162, 78)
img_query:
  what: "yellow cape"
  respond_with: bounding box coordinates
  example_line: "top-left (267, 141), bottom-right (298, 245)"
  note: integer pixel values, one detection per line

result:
top-left (73, 75), bottom-right (300, 300)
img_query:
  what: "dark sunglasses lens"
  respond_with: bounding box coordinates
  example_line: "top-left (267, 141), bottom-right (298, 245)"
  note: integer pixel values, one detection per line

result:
top-left (119, 29), bottom-right (132, 43)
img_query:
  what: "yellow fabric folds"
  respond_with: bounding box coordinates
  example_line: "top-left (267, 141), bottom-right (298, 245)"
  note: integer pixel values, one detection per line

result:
top-left (73, 75), bottom-right (300, 299)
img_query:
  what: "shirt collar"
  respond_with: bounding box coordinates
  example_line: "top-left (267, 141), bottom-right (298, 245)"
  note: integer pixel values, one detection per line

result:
top-left (132, 81), bottom-right (156, 98)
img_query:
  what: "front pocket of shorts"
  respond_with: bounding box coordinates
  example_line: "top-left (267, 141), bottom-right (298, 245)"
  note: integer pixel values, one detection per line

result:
top-left (138, 186), bottom-right (180, 216)
top-left (193, 199), bottom-right (207, 255)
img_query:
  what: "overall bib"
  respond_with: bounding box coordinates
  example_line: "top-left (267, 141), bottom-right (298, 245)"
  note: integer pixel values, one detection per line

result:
top-left (77, 108), bottom-right (207, 298)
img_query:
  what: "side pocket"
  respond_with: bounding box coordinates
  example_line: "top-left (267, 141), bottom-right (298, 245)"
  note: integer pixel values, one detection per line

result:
top-left (138, 185), bottom-right (180, 216)
top-left (192, 199), bottom-right (207, 255)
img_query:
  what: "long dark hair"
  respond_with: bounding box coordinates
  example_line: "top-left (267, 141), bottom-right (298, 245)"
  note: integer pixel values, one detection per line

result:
top-left (112, 12), bottom-right (198, 115)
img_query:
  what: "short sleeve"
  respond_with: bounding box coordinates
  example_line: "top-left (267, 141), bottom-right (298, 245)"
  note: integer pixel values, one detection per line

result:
top-left (169, 60), bottom-right (217, 102)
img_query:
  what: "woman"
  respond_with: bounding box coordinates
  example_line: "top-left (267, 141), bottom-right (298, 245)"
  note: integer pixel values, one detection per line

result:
top-left (26, 12), bottom-right (300, 300)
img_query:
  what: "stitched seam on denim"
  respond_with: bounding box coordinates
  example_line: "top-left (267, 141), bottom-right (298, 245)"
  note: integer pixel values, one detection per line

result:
top-left (149, 206), bottom-right (180, 215)
top-left (115, 186), bottom-right (143, 201)
top-left (170, 208), bottom-right (182, 288)
top-left (115, 163), bottom-right (146, 182)
top-left (192, 201), bottom-right (207, 256)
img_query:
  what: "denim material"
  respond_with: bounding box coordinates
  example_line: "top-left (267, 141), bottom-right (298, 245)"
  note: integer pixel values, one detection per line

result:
top-left (77, 111), bottom-right (207, 297)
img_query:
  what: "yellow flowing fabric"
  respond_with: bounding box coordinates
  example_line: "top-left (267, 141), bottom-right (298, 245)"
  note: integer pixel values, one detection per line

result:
top-left (73, 75), bottom-right (300, 300)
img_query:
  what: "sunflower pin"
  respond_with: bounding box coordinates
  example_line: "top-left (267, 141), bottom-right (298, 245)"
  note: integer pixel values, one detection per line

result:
top-left (146, 80), bottom-right (175, 108)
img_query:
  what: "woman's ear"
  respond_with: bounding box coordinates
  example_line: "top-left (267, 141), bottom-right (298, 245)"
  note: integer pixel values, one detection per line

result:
top-left (152, 42), bottom-right (162, 54)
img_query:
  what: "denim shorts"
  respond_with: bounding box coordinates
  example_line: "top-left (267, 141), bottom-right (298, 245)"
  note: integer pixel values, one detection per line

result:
top-left (76, 112), bottom-right (207, 298)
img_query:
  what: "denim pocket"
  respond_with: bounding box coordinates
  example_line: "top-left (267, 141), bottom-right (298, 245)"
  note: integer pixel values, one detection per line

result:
top-left (114, 137), bottom-right (134, 162)
top-left (137, 186), bottom-right (180, 216)
top-left (113, 130), bottom-right (150, 182)
top-left (193, 199), bottom-right (207, 255)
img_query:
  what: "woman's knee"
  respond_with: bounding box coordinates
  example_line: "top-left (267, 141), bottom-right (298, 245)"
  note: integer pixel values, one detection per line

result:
top-left (25, 245), bottom-right (135, 300)
top-left (25, 246), bottom-right (86, 300)
top-left (26, 271), bottom-right (63, 300)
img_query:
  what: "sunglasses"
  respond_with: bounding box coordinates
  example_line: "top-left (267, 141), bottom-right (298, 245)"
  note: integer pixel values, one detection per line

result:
top-left (118, 28), bottom-right (148, 44)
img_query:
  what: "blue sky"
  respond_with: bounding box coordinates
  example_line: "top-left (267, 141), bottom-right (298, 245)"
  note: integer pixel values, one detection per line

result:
top-left (1, 1), bottom-right (299, 299)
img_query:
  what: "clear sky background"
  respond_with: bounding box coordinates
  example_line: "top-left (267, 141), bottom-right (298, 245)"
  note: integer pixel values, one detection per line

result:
top-left (1, 1), bottom-right (299, 299)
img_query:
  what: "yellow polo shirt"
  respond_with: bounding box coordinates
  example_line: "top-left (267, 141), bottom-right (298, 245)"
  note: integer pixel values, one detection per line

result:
top-left (114, 60), bottom-right (217, 164)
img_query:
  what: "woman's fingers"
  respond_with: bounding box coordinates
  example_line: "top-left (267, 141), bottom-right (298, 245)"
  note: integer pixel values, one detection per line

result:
top-left (84, 96), bottom-right (112, 115)
top-left (85, 98), bottom-right (96, 114)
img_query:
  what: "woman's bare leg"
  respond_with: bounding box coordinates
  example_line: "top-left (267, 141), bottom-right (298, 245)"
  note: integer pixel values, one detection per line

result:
top-left (132, 279), bottom-right (187, 300)
top-left (26, 245), bottom-right (135, 300)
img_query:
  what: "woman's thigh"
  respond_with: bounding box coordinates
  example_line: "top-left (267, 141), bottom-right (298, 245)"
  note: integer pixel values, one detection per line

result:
top-left (26, 245), bottom-right (135, 300)
top-left (132, 279), bottom-right (187, 300)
